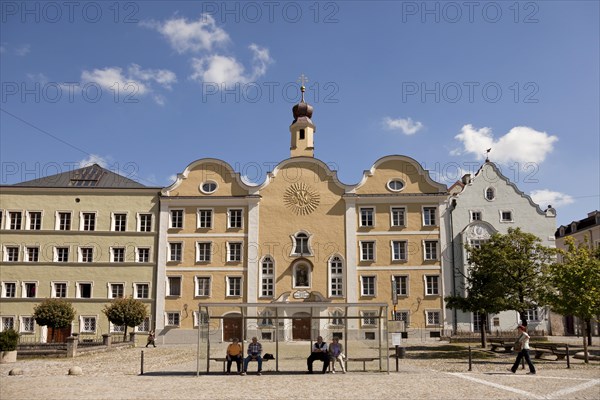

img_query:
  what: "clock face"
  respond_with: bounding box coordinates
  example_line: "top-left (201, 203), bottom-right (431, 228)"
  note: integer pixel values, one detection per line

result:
top-left (284, 182), bottom-right (320, 215)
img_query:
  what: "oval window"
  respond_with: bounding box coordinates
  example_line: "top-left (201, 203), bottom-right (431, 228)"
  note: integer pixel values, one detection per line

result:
top-left (387, 179), bottom-right (405, 192)
top-left (485, 187), bottom-right (495, 201)
top-left (200, 181), bottom-right (218, 194)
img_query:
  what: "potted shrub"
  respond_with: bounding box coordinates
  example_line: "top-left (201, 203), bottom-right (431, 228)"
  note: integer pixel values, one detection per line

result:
top-left (0, 329), bottom-right (19, 363)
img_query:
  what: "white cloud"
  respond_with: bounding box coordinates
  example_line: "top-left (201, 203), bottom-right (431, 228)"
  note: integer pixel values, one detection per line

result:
top-left (190, 44), bottom-right (272, 85)
top-left (78, 154), bottom-right (111, 168)
top-left (167, 174), bottom-right (178, 184)
top-left (383, 117), bottom-right (424, 135)
top-left (454, 124), bottom-right (558, 164)
top-left (15, 44), bottom-right (30, 56)
top-left (530, 190), bottom-right (574, 208)
top-left (128, 64), bottom-right (177, 89)
top-left (26, 73), bottom-right (49, 84)
top-left (144, 14), bottom-right (229, 54)
top-left (81, 67), bottom-right (149, 95)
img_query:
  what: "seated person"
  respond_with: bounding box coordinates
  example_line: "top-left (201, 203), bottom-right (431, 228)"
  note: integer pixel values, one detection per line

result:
top-left (307, 336), bottom-right (329, 374)
top-left (242, 337), bottom-right (263, 376)
top-left (226, 338), bottom-right (243, 374)
top-left (329, 337), bottom-right (346, 373)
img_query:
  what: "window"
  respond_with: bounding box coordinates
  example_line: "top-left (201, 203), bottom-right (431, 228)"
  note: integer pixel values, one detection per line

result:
top-left (470, 211), bottom-right (482, 221)
top-left (113, 213), bottom-right (127, 231)
top-left (55, 247), bottom-right (69, 262)
top-left (9, 211), bottom-right (22, 230)
top-left (423, 207), bottom-right (437, 226)
top-left (5, 246), bottom-right (19, 262)
top-left (170, 209), bottom-right (183, 229)
top-left (425, 276), bottom-right (440, 295)
top-left (525, 309), bottom-right (540, 322)
top-left (259, 310), bottom-right (273, 326)
top-left (362, 311), bottom-right (377, 326)
top-left (79, 247), bottom-right (94, 263)
top-left (3, 282), bottom-right (16, 298)
top-left (21, 316), bottom-right (35, 333)
top-left (473, 312), bottom-right (484, 332)
top-left (360, 241), bottom-right (375, 261)
top-left (137, 247), bottom-right (150, 263)
top-left (392, 241), bottom-right (407, 261)
top-left (58, 212), bottom-right (71, 230)
top-left (78, 283), bottom-right (92, 298)
top-left (136, 317), bottom-right (150, 332)
top-left (23, 282), bottom-right (36, 298)
top-left (111, 247), bottom-right (125, 263)
top-left (393, 275), bottom-right (408, 296)
top-left (135, 283), bottom-right (149, 299)
top-left (81, 212), bottom-right (96, 231)
top-left (228, 209), bottom-right (243, 228)
top-left (110, 283), bottom-right (124, 298)
top-left (360, 207), bottom-right (374, 227)
top-left (26, 246), bottom-right (39, 262)
top-left (167, 277), bottom-right (181, 297)
top-left (391, 207), bottom-right (406, 227)
top-left (424, 241), bottom-right (438, 260)
top-left (111, 323), bottom-right (125, 333)
top-left (470, 239), bottom-right (488, 249)
top-left (485, 187), bottom-right (495, 201)
top-left (169, 243), bottom-right (182, 262)
top-left (53, 282), bottom-right (67, 298)
top-left (426, 311), bottom-right (441, 325)
top-left (166, 312), bottom-right (180, 326)
top-left (329, 256), bottom-right (343, 297)
top-left (299, 129), bottom-right (305, 139)
top-left (197, 209), bottom-right (213, 228)
top-left (501, 210), bottom-right (513, 222)
top-left (260, 257), bottom-right (274, 297)
top-left (195, 277), bottom-right (211, 297)
top-left (293, 232), bottom-right (311, 255)
top-left (387, 179), bottom-right (405, 192)
top-left (294, 264), bottom-right (310, 287)
top-left (200, 181), bottom-right (217, 194)
top-left (193, 311), bottom-right (209, 327)
top-left (361, 276), bottom-right (376, 296)
top-left (28, 211), bottom-right (41, 230)
top-left (138, 214), bottom-right (152, 232)
top-left (81, 316), bottom-right (97, 333)
top-left (227, 242), bottom-right (242, 262)
top-left (393, 311), bottom-right (409, 325)
top-left (331, 309), bottom-right (344, 326)
top-left (196, 242), bottom-right (212, 262)
top-left (1, 317), bottom-right (15, 331)
top-left (227, 277), bottom-right (242, 297)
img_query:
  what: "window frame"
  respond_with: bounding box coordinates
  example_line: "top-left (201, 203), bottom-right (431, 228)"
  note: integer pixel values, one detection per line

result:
top-left (20, 316), bottom-right (35, 334)
top-left (360, 275), bottom-right (376, 297)
top-left (226, 241), bottom-right (243, 262)
top-left (79, 246), bottom-right (94, 263)
top-left (8, 210), bottom-right (23, 230)
top-left (260, 256), bottom-right (275, 298)
top-left (80, 315), bottom-right (97, 334)
top-left (76, 282), bottom-right (93, 299)
top-left (425, 310), bottom-right (442, 326)
top-left (168, 242), bottom-right (183, 262)
top-left (359, 206), bottom-right (375, 228)
top-left (423, 240), bottom-right (439, 261)
top-left (4, 245), bottom-right (20, 262)
top-left (54, 246), bottom-right (69, 263)
top-left (134, 283), bottom-right (150, 299)
top-left (197, 208), bottom-right (213, 229)
top-left (328, 255), bottom-right (344, 298)
top-left (111, 212), bottom-right (128, 232)
top-left (292, 262), bottom-right (311, 289)
top-left (166, 312), bottom-right (181, 327)
top-left (166, 276), bottom-right (182, 297)
top-left (485, 187), bottom-right (496, 201)
top-left (422, 206), bottom-right (437, 227)
top-left (359, 240), bottom-right (375, 262)
top-left (393, 275), bottom-right (409, 297)
top-left (196, 241), bottom-right (212, 262)
top-left (361, 310), bottom-right (378, 326)
top-left (80, 212), bottom-right (97, 231)
top-left (136, 247), bottom-right (151, 263)
top-left (26, 211), bottom-right (42, 230)
top-left (169, 209), bottom-right (184, 229)
top-left (111, 247), bottom-right (126, 263)
top-left (291, 231), bottom-right (313, 256)
top-left (390, 206), bottom-right (407, 228)
top-left (470, 210), bottom-right (483, 222)
top-left (227, 208), bottom-right (244, 229)
top-left (52, 281), bottom-right (68, 298)
top-left (22, 282), bottom-right (37, 298)
top-left (56, 211), bottom-right (72, 231)
top-left (391, 240), bottom-right (408, 261)
top-left (26, 246), bottom-right (39, 262)
top-left (425, 275), bottom-right (440, 296)
top-left (500, 210), bottom-right (514, 223)
top-left (2, 282), bottom-right (17, 298)
top-left (226, 276), bottom-right (243, 297)
top-left (194, 276), bottom-right (212, 298)
top-left (137, 213), bottom-right (153, 232)
top-left (109, 282), bottom-right (125, 299)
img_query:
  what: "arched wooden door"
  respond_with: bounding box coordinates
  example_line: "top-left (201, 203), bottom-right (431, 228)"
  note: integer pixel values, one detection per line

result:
top-left (292, 312), bottom-right (311, 340)
top-left (223, 314), bottom-right (243, 341)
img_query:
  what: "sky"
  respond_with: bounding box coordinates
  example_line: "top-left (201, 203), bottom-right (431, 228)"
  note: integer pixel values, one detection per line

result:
top-left (1, 0), bottom-right (598, 227)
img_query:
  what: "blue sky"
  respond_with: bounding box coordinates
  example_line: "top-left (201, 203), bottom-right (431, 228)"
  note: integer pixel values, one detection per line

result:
top-left (1, 1), bottom-right (598, 227)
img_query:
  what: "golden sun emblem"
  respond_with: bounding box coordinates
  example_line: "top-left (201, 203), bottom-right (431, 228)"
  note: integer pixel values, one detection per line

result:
top-left (284, 182), bottom-right (320, 215)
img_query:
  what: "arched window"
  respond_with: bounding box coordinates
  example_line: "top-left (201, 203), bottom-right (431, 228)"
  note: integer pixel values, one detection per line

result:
top-left (292, 232), bottom-right (311, 255)
top-left (329, 256), bottom-right (344, 297)
top-left (485, 187), bottom-right (495, 201)
top-left (293, 263), bottom-right (310, 288)
top-left (260, 256), bottom-right (274, 298)
top-left (331, 309), bottom-right (344, 326)
top-left (259, 310), bottom-right (273, 326)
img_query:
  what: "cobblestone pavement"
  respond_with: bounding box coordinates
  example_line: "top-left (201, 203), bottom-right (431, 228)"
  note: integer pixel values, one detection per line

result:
top-left (1, 339), bottom-right (599, 399)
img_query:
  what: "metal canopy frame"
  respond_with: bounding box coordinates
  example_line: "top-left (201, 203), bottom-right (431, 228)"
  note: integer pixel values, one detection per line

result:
top-left (196, 302), bottom-right (389, 375)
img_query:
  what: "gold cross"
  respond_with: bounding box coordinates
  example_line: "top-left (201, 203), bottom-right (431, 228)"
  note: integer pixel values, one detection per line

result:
top-left (297, 73), bottom-right (308, 87)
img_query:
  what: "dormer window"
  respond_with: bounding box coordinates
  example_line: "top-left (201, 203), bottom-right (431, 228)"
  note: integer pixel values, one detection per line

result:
top-left (299, 129), bottom-right (305, 140)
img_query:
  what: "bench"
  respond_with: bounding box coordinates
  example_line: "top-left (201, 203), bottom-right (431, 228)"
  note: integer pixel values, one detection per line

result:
top-left (488, 339), bottom-right (514, 353)
top-left (346, 357), bottom-right (378, 372)
top-left (209, 357), bottom-right (269, 372)
top-left (530, 343), bottom-right (573, 361)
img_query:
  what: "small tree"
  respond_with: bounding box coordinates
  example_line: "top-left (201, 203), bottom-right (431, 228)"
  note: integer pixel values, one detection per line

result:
top-left (545, 236), bottom-right (600, 363)
top-left (103, 297), bottom-right (148, 341)
top-left (0, 329), bottom-right (19, 351)
top-left (33, 299), bottom-right (76, 342)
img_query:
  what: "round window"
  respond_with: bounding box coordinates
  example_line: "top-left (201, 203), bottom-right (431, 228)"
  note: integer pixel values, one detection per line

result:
top-left (387, 179), bottom-right (405, 192)
top-left (200, 181), bottom-right (218, 194)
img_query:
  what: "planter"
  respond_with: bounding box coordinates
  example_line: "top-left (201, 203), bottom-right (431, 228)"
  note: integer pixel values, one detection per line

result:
top-left (0, 350), bottom-right (17, 364)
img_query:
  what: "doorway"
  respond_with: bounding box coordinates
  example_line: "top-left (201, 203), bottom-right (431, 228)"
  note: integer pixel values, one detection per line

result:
top-left (223, 314), bottom-right (243, 341)
top-left (47, 326), bottom-right (71, 343)
top-left (292, 312), bottom-right (311, 340)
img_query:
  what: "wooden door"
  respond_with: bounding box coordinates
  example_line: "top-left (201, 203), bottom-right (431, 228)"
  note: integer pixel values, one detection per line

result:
top-left (48, 326), bottom-right (71, 343)
top-left (223, 315), bottom-right (243, 341)
top-left (292, 316), bottom-right (311, 340)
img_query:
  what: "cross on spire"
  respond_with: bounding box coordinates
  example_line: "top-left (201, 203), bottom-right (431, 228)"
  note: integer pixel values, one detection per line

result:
top-left (297, 73), bottom-right (308, 102)
top-left (485, 148), bottom-right (491, 162)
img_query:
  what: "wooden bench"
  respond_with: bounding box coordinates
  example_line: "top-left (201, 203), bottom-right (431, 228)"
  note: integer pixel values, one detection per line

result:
top-left (530, 343), bottom-right (572, 361)
top-left (346, 357), bottom-right (378, 371)
top-left (209, 357), bottom-right (269, 372)
top-left (488, 339), bottom-right (514, 353)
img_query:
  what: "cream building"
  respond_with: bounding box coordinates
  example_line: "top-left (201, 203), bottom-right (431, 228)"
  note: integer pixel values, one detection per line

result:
top-left (0, 165), bottom-right (159, 342)
top-left (157, 88), bottom-right (449, 343)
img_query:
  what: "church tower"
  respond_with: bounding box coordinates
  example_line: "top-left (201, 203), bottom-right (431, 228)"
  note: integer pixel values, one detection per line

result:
top-left (290, 79), bottom-right (316, 158)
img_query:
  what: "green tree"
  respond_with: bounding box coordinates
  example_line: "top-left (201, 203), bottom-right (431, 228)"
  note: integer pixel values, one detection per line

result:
top-left (446, 228), bottom-right (555, 347)
top-left (103, 297), bottom-right (148, 341)
top-left (545, 236), bottom-right (600, 363)
top-left (33, 299), bottom-right (76, 342)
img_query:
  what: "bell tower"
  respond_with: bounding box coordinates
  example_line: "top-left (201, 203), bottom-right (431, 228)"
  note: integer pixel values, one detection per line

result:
top-left (290, 74), bottom-right (316, 158)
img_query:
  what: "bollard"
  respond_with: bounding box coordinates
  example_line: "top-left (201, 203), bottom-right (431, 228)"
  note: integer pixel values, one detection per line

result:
top-left (395, 345), bottom-right (399, 372)
top-left (468, 346), bottom-right (472, 371)
top-left (141, 350), bottom-right (144, 375)
top-left (566, 344), bottom-right (570, 369)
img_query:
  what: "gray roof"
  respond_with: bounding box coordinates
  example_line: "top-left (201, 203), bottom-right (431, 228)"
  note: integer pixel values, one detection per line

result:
top-left (12, 164), bottom-right (147, 188)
